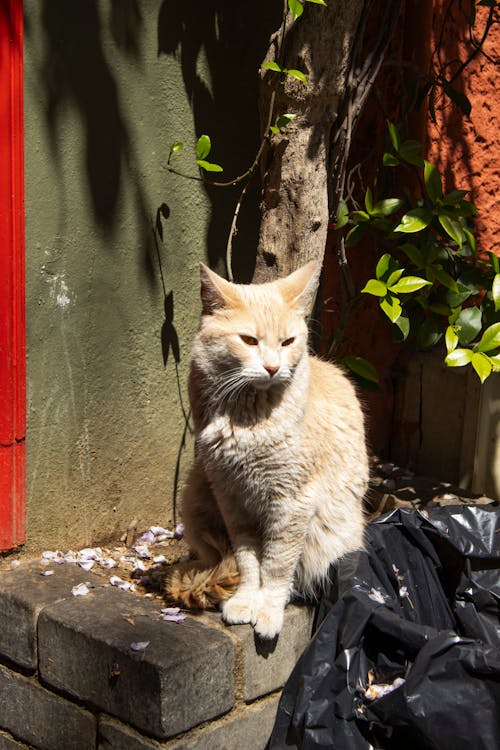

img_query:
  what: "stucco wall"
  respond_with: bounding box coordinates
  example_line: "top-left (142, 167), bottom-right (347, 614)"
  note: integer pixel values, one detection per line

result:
top-left (23, 1), bottom-right (277, 551)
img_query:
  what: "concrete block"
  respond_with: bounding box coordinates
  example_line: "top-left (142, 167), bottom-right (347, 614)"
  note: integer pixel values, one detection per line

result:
top-left (38, 587), bottom-right (234, 739)
top-left (0, 562), bottom-right (103, 670)
top-left (230, 603), bottom-right (314, 701)
top-left (0, 664), bottom-right (96, 750)
top-left (98, 694), bottom-right (280, 750)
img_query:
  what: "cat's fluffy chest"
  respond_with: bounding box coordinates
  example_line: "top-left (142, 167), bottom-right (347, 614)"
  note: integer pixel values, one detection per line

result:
top-left (197, 396), bottom-right (306, 506)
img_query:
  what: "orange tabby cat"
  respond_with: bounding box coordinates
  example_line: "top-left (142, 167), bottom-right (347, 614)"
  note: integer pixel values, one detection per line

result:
top-left (166, 262), bottom-right (368, 639)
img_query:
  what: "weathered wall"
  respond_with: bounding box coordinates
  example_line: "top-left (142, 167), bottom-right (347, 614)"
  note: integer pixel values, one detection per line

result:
top-left (23, 1), bottom-right (277, 551)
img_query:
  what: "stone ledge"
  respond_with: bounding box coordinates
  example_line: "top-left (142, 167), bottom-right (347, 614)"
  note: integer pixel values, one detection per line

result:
top-left (0, 562), bottom-right (314, 748)
top-left (38, 587), bottom-right (234, 739)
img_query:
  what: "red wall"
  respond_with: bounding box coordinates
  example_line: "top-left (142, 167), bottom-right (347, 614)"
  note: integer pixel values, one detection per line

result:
top-left (0, 0), bottom-right (26, 550)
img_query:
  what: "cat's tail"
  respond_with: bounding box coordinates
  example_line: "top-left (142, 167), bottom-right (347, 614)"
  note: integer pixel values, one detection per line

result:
top-left (164, 554), bottom-right (240, 610)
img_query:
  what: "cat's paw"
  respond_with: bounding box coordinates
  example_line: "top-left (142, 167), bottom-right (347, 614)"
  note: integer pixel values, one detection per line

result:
top-left (222, 591), bottom-right (260, 626)
top-left (253, 603), bottom-right (284, 640)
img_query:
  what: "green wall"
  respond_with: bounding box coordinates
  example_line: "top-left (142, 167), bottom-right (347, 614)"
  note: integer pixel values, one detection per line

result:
top-left (23, 0), bottom-right (277, 551)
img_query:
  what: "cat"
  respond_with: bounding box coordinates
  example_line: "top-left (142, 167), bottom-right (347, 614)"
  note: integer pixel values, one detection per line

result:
top-left (166, 261), bottom-right (369, 639)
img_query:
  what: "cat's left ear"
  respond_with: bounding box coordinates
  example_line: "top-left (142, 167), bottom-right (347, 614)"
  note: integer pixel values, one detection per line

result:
top-left (279, 261), bottom-right (321, 316)
top-left (199, 263), bottom-right (240, 314)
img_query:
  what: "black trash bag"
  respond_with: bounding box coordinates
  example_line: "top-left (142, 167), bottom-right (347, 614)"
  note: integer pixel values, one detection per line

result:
top-left (268, 505), bottom-right (500, 750)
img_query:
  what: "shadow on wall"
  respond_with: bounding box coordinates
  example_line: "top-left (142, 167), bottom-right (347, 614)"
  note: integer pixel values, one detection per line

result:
top-left (35, 0), bottom-right (157, 284)
top-left (157, 0), bottom-right (281, 282)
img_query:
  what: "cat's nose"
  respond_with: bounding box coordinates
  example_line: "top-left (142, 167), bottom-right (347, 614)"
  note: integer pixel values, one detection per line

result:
top-left (264, 365), bottom-right (279, 378)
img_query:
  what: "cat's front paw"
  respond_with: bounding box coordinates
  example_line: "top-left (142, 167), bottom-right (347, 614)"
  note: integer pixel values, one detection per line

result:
top-left (253, 603), bottom-right (284, 640)
top-left (222, 590), bottom-right (260, 626)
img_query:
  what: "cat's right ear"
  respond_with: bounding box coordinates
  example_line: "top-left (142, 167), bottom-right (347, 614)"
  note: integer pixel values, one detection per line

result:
top-left (199, 263), bottom-right (238, 314)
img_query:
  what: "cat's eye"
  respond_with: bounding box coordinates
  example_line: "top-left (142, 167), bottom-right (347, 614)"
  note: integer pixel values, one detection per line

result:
top-left (281, 337), bottom-right (295, 347)
top-left (240, 334), bottom-right (259, 346)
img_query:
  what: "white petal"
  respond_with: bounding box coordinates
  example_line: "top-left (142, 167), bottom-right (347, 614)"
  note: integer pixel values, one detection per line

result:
top-left (72, 583), bottom-right (90, 596)
top-left (130, 641), bottom-right (150, 651)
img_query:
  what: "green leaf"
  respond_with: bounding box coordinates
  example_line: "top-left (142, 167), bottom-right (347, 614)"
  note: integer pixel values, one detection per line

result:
top-left (364, 187), bottom-right (374, 215)
top-left (196, 160), bottom-right (223, 172)
top-left (445, 348), bottom-right (473, 367)
top-left (305, 0), bottom-right (327, 4)
top-left (383, 152), bottom-right (400, 167)
top-left (489, 354), bottom-right (500, 372)
top-left (169, 141), bottom-right (184, 156)
top-left (286, 68), bottom-right (308, 83)
top-left (427, 302), bottom-right (451, 317)
top-left (442, 189), bottom-right (468, 206)
top-left (463, 228), bottom-right (476, 254)
top-left (438, 214), bottom-right (465, 247)
top-left (428, 266), bottom-right (458, 292)
top-left (196, 134), bottom-right (211, 160)
top-left (471, 352), bottom-right (492, 383)
top-left (352, 210), bottom-right (370, 223)
top-left (493, 273), bottom-right (500, 312)
top-left (387, 121), bottom-right (400, 151)
top-left (400, 243), bottom-right (424, 267)
top-left (275, 113), bottom-right (296, 129)
top-left (476, 322), bottom-right (500, 353)
top-left (387, 269), bottom-right (405, 287)
top-left (424, 160), bottom-right (443, 203)
top-left (446, 281), bottom-right (475, 308)
top-left (455, 306), bottom-right (482, 345)
top-left (417, 317), bottom-right (443, 349)
top-left (380, 293), bottom-right (402, 323)
top-left (342, 356), bottom-right (379, 383)
top-left (488, 252), bottom-right (500, 274)
top-left (361, 279), bottom-right (387, 297)
top-left (288, 0), bottom-right (304, 18)
top-left (389, 276), bottom-right (432, 294)
top-left (445, 326), bottom-right (459, 353)
top-left (372, 198), bottom-right (405, 216)
top-left (269, 125), bottom-right (280, 135)
top-left (375, 253), bottom-right (392, 280)
top-left (335, 200), bottom-right (349, 230)
top-left (394, 208), bottom-right (432, 233)
top-left (345, 223), bottom-right (366, 247)
top-left (394, 314), bottom-right (410, 341)
top-left (399, 140), bottom-right (424, 167)
top-left (262, 61), bottom-right (283, 73)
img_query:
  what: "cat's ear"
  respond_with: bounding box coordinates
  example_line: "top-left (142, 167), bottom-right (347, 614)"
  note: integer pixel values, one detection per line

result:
top-left (199, 263), bottom-right (239, 314)
top-left (279, 261), bottom-right (321, 316)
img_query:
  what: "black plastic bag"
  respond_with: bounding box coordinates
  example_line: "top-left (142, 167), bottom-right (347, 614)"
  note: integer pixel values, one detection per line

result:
top-left (268, 505), bottom-right (500, 750)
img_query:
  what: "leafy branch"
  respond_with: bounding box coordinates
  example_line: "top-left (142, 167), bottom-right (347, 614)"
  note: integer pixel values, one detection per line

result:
top-left (337, 121), bottom-right (500, 383)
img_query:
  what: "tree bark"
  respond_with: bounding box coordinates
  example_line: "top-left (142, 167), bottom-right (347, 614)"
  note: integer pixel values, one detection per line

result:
top-left (253, 0), bottom-right (365, 282)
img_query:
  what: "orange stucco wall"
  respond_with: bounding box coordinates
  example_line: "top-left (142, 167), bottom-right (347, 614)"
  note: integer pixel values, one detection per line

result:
top-left (426, 2), bottom-right (499, 258)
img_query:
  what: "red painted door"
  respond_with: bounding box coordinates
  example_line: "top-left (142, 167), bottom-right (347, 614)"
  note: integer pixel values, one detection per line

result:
top-left (0, 0), bottom-right (26, 550)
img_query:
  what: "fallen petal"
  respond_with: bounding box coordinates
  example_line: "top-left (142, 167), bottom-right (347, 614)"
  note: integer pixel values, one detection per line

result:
top-left (160, 612), bottom-right (187, 623)
top-left (130, 641), bottom-right (150, 651)
top-left (174, 523), bottom-right (185, 538)
top-left (136, 531), bottom-right (155, 545)
top-left (40, 570), bottom-right (55, 577)
top-left (78, 560), bottom-right (95, 572)
top-left (72, 583), bottom-right (90, 597)
top-left (368, 588), bottom-right (386, 604)
top-left (100, 558), bottom-right (117, 569)
top-left (132, 544), bottom-right (151, 559)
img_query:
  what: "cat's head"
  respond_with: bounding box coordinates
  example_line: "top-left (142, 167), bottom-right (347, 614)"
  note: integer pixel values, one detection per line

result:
top-left (194, 262), bottom-right (320, 392)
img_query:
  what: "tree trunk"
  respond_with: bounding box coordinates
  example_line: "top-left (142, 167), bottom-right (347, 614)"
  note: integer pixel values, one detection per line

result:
top-left (253, 0), bottom-right (365, 282)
